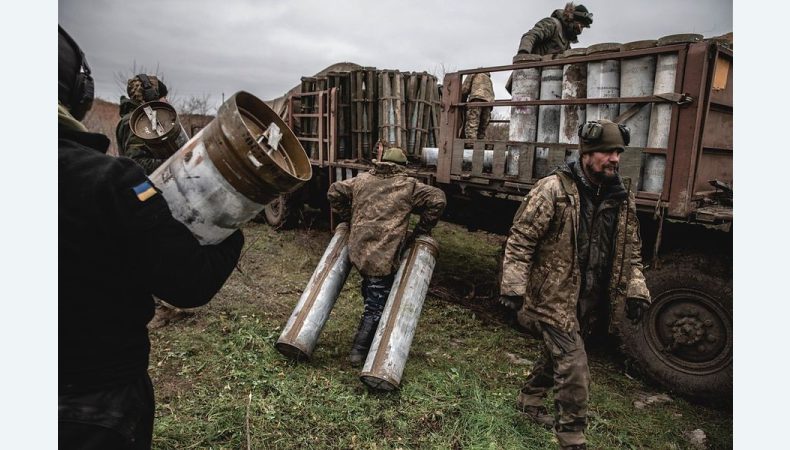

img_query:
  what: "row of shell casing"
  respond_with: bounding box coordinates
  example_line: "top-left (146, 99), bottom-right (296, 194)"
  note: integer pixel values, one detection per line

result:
top-left (275, 223), bottom-right (439, 391)
top-left (507, 33), bottom-right (702, 191)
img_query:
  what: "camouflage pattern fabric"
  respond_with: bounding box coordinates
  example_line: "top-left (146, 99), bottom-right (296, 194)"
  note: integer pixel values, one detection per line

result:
top-left (501, 167), bottom-right (650, 333)
top-left (461, 73), bottom-right (495, 102)
top-left (461, 73), bottom-right (494, 139)
top-left (126, 76), bottom-right (165, 104)
top-left (327, 162), bottom-right (446, 277)
top-left (115, 97), bottom-right (167, 175)
top-left (464, 104), bottom-right (492, 140)
top-left (518, 322), bottom-right (589, 447)
top-left (517, 14), bottom-right (571, 56)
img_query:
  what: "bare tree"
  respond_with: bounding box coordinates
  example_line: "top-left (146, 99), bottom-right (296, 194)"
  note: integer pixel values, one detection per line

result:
top-left (430, 62), bottom-right (456, 83)
top-left (179, 93), bottom-right (213, 116)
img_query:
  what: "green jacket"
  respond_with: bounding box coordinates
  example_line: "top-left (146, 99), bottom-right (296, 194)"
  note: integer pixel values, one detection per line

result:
top-left (115, 96), bottom-right (167, 175)
top-left (500, 168), bottom-right (650, 333)
top-left (327, 162), bottom-right (446, 277)
top-left (517, 11), bottom-right (572, 56)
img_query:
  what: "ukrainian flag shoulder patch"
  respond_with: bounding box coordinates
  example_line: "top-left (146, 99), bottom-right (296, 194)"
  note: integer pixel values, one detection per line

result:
top-left (132, 181), bottom-right (158, 202)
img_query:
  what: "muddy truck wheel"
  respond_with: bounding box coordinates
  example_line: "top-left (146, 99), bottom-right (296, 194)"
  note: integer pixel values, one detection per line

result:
top-left (616, 251), bottom-right (732, 403)
top-left (256, 193), bottom-right (301, 229)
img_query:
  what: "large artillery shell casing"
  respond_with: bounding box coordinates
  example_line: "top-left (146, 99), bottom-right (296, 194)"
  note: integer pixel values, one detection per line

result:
top-left (149, 91), bottom-right (312, 244)
top-left (276, 223), bottom-right (352, 360)
top-left (129, 101), bottom-right (190, 159)
top-left (360, 236), bottom-right (439, 391)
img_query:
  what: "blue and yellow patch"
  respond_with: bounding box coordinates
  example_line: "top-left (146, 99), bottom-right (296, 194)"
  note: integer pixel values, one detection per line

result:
top-left (132, 181), bottom-right (158, 202)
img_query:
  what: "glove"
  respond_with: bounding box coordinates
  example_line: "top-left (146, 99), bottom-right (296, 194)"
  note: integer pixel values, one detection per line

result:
top-left (625, 297), bottom-right (650, 324)
top-left (499, 295), bottom-right (523, 311)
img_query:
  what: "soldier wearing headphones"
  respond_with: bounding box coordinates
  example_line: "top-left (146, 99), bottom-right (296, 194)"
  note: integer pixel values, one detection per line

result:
top-left (115, 73), bottom-right (171, 174)
top-left (499, 119), bottom-right (650, 450)
top-left (58, 25), bottom-right (244, 449)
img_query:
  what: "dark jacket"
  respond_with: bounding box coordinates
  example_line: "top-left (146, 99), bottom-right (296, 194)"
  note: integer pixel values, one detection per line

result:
top-left (59, 123), bottom-right (243, 393)
top-left (327, 162), bottom-right (446, 277)
top-left (115, 96), bottom-right (167, 174)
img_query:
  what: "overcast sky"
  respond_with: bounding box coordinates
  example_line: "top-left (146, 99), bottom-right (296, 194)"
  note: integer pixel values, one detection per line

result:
top-left (59, 0), bottom-right (731, 110)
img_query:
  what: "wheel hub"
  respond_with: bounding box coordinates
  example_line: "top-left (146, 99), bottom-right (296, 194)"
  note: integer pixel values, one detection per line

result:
top-left (646, 288), bottom-right (731, 375)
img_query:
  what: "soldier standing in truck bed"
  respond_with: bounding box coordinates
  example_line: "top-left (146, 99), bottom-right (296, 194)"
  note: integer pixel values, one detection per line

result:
top-left (498, 120), bottom-right (651, 450)
top-left (461, 72), bottom-right (495, 140)
top-left (506, 3), bottom-right (593, 93)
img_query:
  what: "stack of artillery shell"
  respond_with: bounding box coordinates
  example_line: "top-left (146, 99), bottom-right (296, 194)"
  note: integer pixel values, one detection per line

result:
top-left (326, 72), bottom-right (352, 159)
top-left (378, 70), bottom-right (407, 151)
top-left (619, 40), bottom-right (657, 188)
top-left (586, 43), bottom-right (622, 122)
top-left (350, 67), bottom-right (378, 161)
top-left (558, 48), bottom-right (587, 163)
top-left (535, 55), bottom-right (563, 179)
top-left (404, 72), bottom-right (440, 158)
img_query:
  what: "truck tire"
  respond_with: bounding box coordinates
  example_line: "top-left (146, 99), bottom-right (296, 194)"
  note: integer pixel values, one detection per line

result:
top-left (261, 193), bottom-right (300, 229)
top-left (616, 251), bottom-right (732, 402)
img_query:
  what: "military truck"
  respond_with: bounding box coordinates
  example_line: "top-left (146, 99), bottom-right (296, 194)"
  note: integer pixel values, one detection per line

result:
top-left (266, 35), bottom-right (733, 402)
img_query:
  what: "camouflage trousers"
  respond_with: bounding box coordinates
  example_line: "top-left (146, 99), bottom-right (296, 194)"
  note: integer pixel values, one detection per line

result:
top-left (361, 274), bottom-right (395, 321)
top-left (464, 102), bottom-right (492, 139)
top-left (519, 322), bottom-right (589, 447)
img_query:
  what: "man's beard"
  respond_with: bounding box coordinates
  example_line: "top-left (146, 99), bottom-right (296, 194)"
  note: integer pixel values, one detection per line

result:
top-left (584, 160), bottom-right (619, 184)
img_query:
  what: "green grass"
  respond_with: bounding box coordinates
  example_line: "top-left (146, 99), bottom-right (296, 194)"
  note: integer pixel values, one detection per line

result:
top-left (148, 221), bottom-right (731, 449)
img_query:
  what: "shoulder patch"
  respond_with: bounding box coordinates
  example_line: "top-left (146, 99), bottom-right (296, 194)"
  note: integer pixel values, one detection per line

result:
top-left (132, 180), bottom-right (158, 202)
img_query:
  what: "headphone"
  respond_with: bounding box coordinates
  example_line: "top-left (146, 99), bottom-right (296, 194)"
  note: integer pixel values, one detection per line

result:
top-left (136, 73), bottom-right (159, 102)
top-left (577, 121), bottom-right (630, 146)
top-left (58, 26), bottom-right (94, 120)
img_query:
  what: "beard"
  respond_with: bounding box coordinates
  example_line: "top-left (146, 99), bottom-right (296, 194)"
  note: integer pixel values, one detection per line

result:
top-left (583, 160), bottom-right (619, 185)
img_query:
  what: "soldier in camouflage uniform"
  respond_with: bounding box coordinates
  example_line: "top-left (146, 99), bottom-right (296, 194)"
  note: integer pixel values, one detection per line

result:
top-left (327, 147), bottom-right (446, 366)
top-left (499, 120), bottom-right (650, 450)
top-left (461, 72), bottom-right (495, 139)
top-left (115, 74), bottom-right (169, 174)
top-left (506, 3), bottom-right (593, 93)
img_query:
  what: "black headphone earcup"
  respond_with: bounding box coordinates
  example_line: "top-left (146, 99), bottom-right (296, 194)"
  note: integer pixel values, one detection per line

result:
top-left (70, 72), bottom-right (94, 120)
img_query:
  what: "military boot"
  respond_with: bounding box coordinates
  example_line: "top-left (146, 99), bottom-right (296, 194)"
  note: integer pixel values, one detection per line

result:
top-left (348, 315), bottom-right (379, 367)
top-left (517, 392), bottom-right (554, 429)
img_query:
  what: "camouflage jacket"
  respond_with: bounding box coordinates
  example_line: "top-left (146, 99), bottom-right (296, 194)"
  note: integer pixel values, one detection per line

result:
top-left (500, 168), bottom-right (650, 333)
top-left (517, 12), bottom-right (571, 56)
top-left (327, 162), bottom-right (446, 277)
top-left (461, 73), bottom-right (495, 102)
top-left (115, 96), bottom-right (167, 175)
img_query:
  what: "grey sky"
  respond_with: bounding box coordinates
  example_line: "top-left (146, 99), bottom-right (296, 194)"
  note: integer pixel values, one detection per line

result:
top-left (59, 0), bottom-right (732, 111)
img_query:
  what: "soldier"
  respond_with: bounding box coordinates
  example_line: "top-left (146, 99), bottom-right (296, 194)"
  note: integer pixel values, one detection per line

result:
top-left (116, 74), bottom-right (197, 327)
top-left (116, 73), bottom-right (170, 174)
top-left (517, 3), bottom-right (592, 57)
top-left (498, 120), bottom-right (650, 450)
top-left (461, 72), bottom-right (494, 140)
top-left (506, 3), bottom-right (593, 93)
top-left (59, 25), bottom-right (243, 449)
top-left (327, 147), bottom-right (446, 367)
